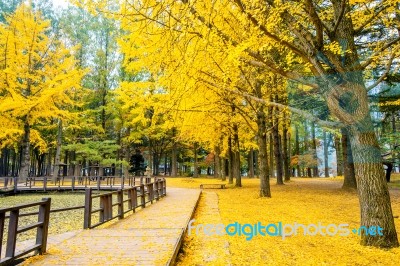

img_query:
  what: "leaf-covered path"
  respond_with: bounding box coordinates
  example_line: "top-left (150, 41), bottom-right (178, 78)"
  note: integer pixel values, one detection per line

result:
top-left (24, 188), bottom-right (201, 266)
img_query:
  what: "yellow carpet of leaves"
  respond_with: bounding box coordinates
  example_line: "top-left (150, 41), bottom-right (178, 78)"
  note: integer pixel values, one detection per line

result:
top-left (168, 177), bottom-right (400, 265)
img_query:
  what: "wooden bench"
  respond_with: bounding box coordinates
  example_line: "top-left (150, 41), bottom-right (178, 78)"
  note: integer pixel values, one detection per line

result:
top-left (200, 184), bottom-right (226, 189)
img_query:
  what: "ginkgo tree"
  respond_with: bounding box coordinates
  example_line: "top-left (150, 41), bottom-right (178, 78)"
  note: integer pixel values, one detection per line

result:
top-left (0, 4), bottom-right (84, 181)
top-left (78, 0), bottom-right (400, 247)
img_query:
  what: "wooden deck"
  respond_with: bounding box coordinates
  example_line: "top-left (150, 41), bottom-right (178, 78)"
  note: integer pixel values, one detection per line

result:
top-left (25, 188), bottom-right (201, 266)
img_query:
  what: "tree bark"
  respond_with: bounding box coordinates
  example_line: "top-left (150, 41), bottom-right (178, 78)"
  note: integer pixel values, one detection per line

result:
top-left (214, 146), bottom-right (221, 178)
top-left (193, 142), bottom-right (199, 178)
top-left (256, 108), bottom-right (271, 197)
top-left (348, 127), bottom-right (398, 247)
top-left (254, 150), bottom-right (259, 177)
top-left (323, 131), bottom-right (330, 177)
top-left (283, 126), bottom-right (290, 181)
top-left (273, 114), bottom-right (283, 184)
top-left (295, 125), bottom-right (301, 177)
top-left (341, 128), bottom-right (357, 189)
top-left (53, 119), bottom-right (62, 182)
top-left (248, 148), bottom-right (254, 178)
top-left (334, 135), bottom-right (343, 176)
top-left (311, 122), bottom-right (319, 177)
top-left (228, 136), bottom-right (233, 184)
top-left (221, 158), bottom-right (227, 181)
top-left (19, 121), bottom-right (31, 182)
top-left (171, 141), bottom-right (178, 176)
top-left (269, 134), bottom-right (274, 177)
top-left (304, 122), bottom-right (312, 177)
top-left (233, 123), bottom-right (241, 187)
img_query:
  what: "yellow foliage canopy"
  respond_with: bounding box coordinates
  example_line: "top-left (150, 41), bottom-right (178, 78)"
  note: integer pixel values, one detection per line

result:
top-left (0, 4), bottom-right (85, 150)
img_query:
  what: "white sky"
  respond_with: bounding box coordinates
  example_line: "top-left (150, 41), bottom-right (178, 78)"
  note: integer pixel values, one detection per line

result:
top-left (51, 0), bottom-right (69, 9)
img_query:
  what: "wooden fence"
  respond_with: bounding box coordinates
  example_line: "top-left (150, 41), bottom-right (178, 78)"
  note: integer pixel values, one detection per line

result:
top-left (0, 175), bottom-right (155, 193)
top-left (84, 178), bottom-right (166, 229)
top-left (0, 177), bottom-right (166, 264)
top-left (0, 198), bottom-right (51, 266)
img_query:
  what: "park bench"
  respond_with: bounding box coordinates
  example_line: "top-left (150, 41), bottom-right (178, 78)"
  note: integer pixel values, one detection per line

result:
top-left (200, 183), bottom-right (226, 189)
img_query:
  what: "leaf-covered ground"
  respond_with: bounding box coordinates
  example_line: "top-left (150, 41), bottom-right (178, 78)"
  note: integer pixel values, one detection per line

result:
top-left (170, 176), bottom-right (400, 265)
top-left (0, 192), bottom-right (86, 243)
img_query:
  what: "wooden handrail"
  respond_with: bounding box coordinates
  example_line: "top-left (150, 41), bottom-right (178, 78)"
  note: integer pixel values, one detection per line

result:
top-left (83, 178), bottom-right (167, 229)
top-left (0, 198), bottom-right (51, 266)
top-left (0, 175), bottom-right (158, 193)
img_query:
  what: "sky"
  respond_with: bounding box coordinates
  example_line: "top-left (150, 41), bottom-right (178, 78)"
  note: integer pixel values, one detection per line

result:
top-left (50, 0), bottom-right (69, 9)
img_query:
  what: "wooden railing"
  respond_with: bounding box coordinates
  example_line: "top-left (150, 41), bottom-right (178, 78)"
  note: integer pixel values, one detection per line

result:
top-left (84, 178), bottom-right (166, 229)
top-left (0, 175), bottom-right (155, 193)
top-left (0, 177), bottom-right (166, 264)
top-left (0, 198), bottom-right (51, 266)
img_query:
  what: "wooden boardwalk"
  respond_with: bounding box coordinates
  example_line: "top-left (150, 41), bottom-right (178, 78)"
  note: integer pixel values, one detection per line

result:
top-left (25, 188), bottom-right (201, 266)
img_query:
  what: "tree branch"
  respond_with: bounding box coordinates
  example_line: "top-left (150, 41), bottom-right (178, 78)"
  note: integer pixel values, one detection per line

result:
top-left (367, 47), bottom-right (399, 91)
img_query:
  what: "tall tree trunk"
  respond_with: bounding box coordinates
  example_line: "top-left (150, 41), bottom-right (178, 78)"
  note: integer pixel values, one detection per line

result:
top-left (63, 150), bottom-right (68, 176)
top-left (164, 152), bottom-right (168, 175)
top-left (53, 119), bottom-right (62, 182)
top-left (283, 126), bottom-right (290, 181)
top-left (11, 149), bottom-right (17, 177)
top-left (69, 151), bottom-right (76, 176)
top-left (193, 142), bottom-right (199, 178)
top-left (5, 149), bottom-right (10, 176)
top-left (248, 148), bottom-right (254, 178)
top-left (311, 122), bottom-right (319, 177)
top-left (391, 112), bottom-right (397, 173)
top-left (334, 135), bottom-right (343, 176)
top-left (214, 146), bottom-right (221, 178)
top-left (257, 113), bottom-right (270, 196)
top-left (233, 123), bottom-right (241, 187)
top-left (323, 131), bottom-right (330, 177)
top-left (295, 125), bottom-right (301, 177)
top-left (327, 0), bottom-right (399, 247)
top-left (304, 122), bottom-right (312, 177)
top-left (19, 121), bottom-right (31, 182)
top-left (269, 134), bottom-right (274, 177)
top-left (221, 158), bottom-right (227, 181)
top-left (171, 141), bottom-right (177, 177)
top-left (349, 127), bottom-right (398, 247)
top-left (254, 150), bottom-right (259, 178)
top-left (228, 136), bottom-right (233, 184)
top-left (273, 115), bottom-right (283, 185)
top-left (0, 149), bottom-right (4, 176)
top-left (341, 128), bottom-right (357, 189)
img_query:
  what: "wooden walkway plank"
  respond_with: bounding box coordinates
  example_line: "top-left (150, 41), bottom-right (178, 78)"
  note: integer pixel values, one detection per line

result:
top-left (24, 188), bottom-right (201, 266)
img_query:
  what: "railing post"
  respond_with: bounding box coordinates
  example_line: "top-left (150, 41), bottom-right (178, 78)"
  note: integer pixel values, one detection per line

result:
top-left (43, 176), bottom-right (47, 192)
top-left (140, 184), bottom-right (145, 208)
top-left (0, 212), bottom-right (5, 258)
top-left (4, 177), bottom-right (8, 189)
top-left (132, 187), bottom-right (137, 212)
top-left (121, 176), bottom-right (124, 189)
top-left (99, 195), bottom-right (105, 223)
top-left (6, 209), bottom-right (19, 258)
top-left (146, 183), bottom-right (154, 203)
top-left (118, 189), bottom-right (124, 220)
top-left (154, 181), bottom-right (159, 201)
top-left (36, 198), bottom-right (51, 255)
top-left (84, 188), bottom-right (92, 229)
